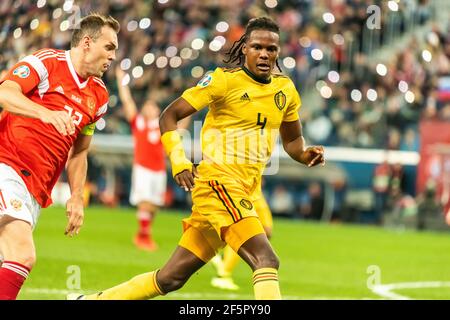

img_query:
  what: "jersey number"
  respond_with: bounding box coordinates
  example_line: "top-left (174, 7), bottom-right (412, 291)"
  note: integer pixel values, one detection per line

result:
top-left (256, 113), bottom-right (267, 130)
top-left (64, 106), bottom-right (83, 126)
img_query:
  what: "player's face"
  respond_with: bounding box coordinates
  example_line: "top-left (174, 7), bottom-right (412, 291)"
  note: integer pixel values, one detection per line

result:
top-left (86, 26), bottom-right (118, 77)
top-left (242, 30), bottom-right (280, 80)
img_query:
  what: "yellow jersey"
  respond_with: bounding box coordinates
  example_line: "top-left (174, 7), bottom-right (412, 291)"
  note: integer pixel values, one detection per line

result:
top-left (181, 66), bottom-right (301, 191)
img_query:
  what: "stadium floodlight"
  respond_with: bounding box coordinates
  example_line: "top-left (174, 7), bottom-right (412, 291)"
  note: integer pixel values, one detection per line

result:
top-left (59, 20), bottom-right (69, 32)
top-left (328, 71), bottom-right (340, 83)
top-left (165, 46), bottom-right (178, 58)
top-left (158, 0), bottom-right (169, 3)
top-left (214, 36), bottom-right (226, 46)
top-left (180, 48), bottom-right (193, 60)
top-left (320, 86), bottom-right (332, 99)
top-left (52, 8), bottom-right (62, 19)
top-left (398, 80), bottom-right (409, 93)
top-left (405, 91), bottom-right (415, 103)
top-left (127, 20), bottom-right (138, 32)
top-left (121, 73), bottom-right (130, 86)
top-left (143, 53), bottom-right (155, 65)
top-left (350, 89), bottom-right (362, 102)
top-left (367, 89), bottom-right (378, 102)
top-left (30, 19), bottom-right (39, 30)
top-left (333, 34), bottom-right (345, 46)
top-left (191, 38), bottom-right (205, 50)
top-left (63, 0), bottom-right (73, 12)
top-left (322, 12), bottom-right (335, 24)
top-left (95, 118), bottom-right (106, 131)
top-left (156, 56), bottom-right (168, 69)
top-left (283, 57), bottom-right (296, 69)
top-left (422, 50), bottom-right (432, 62)
top-left (265, 0), bottom-right (278, 9)
top-left (216, 21), bottom-right (229, 33)
top-left (139, 18), bottom-right (151, 30)
top-left (13, 27), bottom-right (22, 39)
top-left (132, 66), bottom-right (144, 78)
top-left (311, 48), bottom-right (323, 61)
top-left (376, 63), bottom-right (387, 76)
top-left (209, 40), bottom-right (222, 52)
top-left (388, 1), bottom-right (399, 11)
top-left (299, 37), bottom-right (311, 48)
top-left (120, 58), bottom-right (131, 70)
top-left (37, 0), bottom-right (46, 8)
top-left (315, 80), bottom-right (327, 91)
top-left (191, 66), bottom-right (204, 78)
top-left (169, 56), bottom-right (182, 68)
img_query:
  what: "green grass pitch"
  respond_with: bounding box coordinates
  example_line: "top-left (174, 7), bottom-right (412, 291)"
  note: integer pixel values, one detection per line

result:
top-left (18, 206), bottom-right (450, 300)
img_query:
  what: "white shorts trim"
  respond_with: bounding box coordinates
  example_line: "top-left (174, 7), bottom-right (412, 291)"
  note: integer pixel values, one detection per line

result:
top-left (129, 164), bottom-right (167, 206)
top-left (0, 163), bottom-right (41, 229)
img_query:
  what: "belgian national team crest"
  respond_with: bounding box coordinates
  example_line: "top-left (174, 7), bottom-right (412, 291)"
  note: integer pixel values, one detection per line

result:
top-left (240, 199), bottom-right (253, 210)
top-left (274, 90), bottom-right (286, 110)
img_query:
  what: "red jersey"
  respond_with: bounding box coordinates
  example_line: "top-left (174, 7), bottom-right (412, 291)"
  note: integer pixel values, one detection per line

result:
top-left (130, 114), bottom-right (165, 171)
top-left (0, 48), bottom-right (109, 208)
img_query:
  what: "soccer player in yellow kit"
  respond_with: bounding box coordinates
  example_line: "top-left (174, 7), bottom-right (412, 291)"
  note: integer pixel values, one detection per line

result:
top-left (71, 16), bottom-right (324, 300)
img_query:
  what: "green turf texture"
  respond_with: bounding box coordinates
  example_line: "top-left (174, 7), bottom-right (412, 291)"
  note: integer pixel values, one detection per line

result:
top-left (17, 206), bottom-right (450, 300)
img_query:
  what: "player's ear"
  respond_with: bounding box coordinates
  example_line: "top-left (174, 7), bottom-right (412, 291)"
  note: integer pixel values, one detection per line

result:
top-left (242, 43), bottom-right (247, 55)
top-left (82, 35), bottom-right (90, 50)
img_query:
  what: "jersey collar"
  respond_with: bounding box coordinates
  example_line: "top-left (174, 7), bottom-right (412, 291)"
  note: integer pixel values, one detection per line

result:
top-left (242, 66), bottom-right (271, 84)
top-left (65, 50), bottom-right (89, 89)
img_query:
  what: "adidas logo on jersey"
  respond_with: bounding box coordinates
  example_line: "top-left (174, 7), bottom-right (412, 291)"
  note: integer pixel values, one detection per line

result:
top-left (240, 92), bottom-right (250, 101)
top-left (55, 85), bottom-right (64, 94)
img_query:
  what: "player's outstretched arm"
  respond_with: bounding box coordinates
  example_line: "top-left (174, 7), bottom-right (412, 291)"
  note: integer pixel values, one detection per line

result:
top-left (0, 80), bottom-right (75, 135)
top-left (64, 134), bottom-right (92, 236)
top-left (280, 120), bottom-right (325, 167)
top-left (160, 97), bottom-right (198, 191)
top-left (115, 67), bottom-right (137, 122)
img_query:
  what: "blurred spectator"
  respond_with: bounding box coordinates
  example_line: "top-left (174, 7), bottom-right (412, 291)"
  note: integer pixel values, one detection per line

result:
top-left (270, 184), bottom-right (295, 217)
top-left (372, 159), bottom-right (391, 223)
top-left (416, 180), bottom-right (443, 230)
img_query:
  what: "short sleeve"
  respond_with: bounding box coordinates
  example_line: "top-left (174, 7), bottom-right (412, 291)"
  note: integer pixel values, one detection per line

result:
top-left (283, 85), bottom-right (301, 122)
top-left (1, 61), bottom-right (41, 94)
top-left (181, 67), bottom-right (227, 111)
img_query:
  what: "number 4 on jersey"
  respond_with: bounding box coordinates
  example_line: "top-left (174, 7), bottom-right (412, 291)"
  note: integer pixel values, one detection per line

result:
top-left (256, 113), bottom-right (267, 130)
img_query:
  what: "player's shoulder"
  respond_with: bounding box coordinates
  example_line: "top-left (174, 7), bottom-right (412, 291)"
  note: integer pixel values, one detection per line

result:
top-left (220, 66), bottom-right (243, 74)
top-left (31, 48), bottom-right (66, 62)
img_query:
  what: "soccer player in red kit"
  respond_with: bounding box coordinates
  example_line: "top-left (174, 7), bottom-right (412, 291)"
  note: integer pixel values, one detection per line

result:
top-left (0, 14), bottom-right (119, 300)
top-left (115, 67), bottom-right (166, 251)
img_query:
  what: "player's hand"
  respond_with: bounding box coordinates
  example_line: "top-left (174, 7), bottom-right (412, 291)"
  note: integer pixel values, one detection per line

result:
top-left (65, 194), bottom-right (85, 237)
top-left (300, 146), bottom-right (325, 167)
top-left (40, 109), bottom-right (75, 136)
top-left (174, 165), bottom-right (198, 192)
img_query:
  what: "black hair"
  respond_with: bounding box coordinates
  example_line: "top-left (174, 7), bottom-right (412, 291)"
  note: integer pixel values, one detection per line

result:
top-left (223, 17), bottom-right (281, 71)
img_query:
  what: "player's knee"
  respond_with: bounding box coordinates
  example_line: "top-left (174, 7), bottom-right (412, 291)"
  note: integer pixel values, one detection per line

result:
top-left (12, 250), bottom-right (36, 270)
top-left (253, 251), bottom-right (279, 270)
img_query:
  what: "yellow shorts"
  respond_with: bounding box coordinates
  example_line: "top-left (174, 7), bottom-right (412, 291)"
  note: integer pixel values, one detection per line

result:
top-left (252, 191), bottom-right (273, 230)
top-left (179, 179), bottom-right (265, 262)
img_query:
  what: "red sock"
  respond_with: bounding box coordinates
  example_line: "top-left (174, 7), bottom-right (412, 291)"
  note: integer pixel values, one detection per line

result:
top-left (0, 261), bottom-right (30, 300)
top-left (137, 210), bottom-right (152, 238)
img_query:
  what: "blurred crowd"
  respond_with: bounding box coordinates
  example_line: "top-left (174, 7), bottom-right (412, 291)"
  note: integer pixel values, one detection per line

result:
top-left (1, 0), bottom-right (449, 149)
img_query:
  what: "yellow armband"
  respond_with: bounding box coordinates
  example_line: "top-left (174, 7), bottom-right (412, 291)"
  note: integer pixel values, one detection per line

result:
top-left (161, 130), bottom-right (192, 177)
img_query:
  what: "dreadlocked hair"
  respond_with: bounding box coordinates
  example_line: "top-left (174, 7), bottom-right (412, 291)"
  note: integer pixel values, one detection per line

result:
top-left (224, 16), bottom-right (282, 71)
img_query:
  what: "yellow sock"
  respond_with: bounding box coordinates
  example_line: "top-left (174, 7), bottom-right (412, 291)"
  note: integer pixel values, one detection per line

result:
top-left (220, 245), bottom-right (240, 278)
top-left (85, 271), bottom-right (164, 300)
top-left (252, 268), bottom-right (281, 300)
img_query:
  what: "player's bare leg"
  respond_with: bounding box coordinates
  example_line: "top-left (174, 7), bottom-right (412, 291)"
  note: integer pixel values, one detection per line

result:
top-left (0, 216), bottom-right (35, 299)
top-left (134, 201), bottom-right (158, 251)
top-left (237, 233), bottom-right (281, 299)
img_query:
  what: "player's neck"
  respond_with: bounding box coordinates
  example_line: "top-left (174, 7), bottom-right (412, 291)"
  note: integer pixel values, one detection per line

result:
top-left (69, 48), bottom-right (90, 79)
top-left (242, 65), bottom-right (271, 84)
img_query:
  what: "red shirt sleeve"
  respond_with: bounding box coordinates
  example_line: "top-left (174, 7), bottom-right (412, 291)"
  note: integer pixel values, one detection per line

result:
top-left (1, 61), bottom-right (40, 94)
